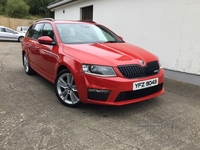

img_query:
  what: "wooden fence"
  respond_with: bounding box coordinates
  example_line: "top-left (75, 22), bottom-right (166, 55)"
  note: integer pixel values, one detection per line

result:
top-left (0, 16), bottom-right (36, 30)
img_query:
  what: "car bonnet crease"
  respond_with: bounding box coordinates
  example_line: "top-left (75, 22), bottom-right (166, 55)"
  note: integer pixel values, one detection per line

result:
top-left (62, 42), bottom-right (157, 65)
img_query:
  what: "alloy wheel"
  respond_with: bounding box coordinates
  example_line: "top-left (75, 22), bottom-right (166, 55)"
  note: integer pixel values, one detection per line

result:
top-left (55, 70), bottom-right (81, 107)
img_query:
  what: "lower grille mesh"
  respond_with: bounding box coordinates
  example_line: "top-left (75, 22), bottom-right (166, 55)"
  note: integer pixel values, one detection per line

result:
top-left (115, 83), bottom-right (163, 102)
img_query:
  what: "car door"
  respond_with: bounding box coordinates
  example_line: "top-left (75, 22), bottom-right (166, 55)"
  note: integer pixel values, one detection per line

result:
top-left (38, 23), bottom-right (59, 81)
top-left (27, 23), bottom-right (44, 72)
top-left (4, 27), bottom-right (19, 41)
top-left (0, 27), bottom-right (15, 41)
top-left (0, 27), bottom-right (5, 40)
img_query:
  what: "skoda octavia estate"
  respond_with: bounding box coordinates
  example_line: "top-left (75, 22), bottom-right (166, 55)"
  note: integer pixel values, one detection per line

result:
top-left (22, 18), bottom-right (164, 107)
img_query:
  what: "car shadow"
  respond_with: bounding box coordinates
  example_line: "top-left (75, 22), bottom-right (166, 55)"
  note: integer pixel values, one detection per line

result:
top-left (0, 40), bottom-right (19, 43)
top-left (77, 97), bottom-right (161, 117)
top-left (23, 70), bottom-right (163, 116)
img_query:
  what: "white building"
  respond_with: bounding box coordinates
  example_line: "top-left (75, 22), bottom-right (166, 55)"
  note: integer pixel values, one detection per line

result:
top-left (48, 0), bottom-right (200, 86)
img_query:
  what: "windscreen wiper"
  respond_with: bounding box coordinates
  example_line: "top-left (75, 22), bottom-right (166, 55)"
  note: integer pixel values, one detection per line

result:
top-left (102, 41), bottom-right (124, 43)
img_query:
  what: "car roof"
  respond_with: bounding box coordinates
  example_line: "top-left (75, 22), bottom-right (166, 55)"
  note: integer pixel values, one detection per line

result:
top-left (17, 26), bottom-right (29, 27)
top-left (0, 25), bottom-right (14, 29)
top-left (35, 18), bottom-right (97, 25)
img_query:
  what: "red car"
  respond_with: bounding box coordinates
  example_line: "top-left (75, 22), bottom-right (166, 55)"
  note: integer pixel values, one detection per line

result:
top-left (22, 18), bottom-right (164, 107)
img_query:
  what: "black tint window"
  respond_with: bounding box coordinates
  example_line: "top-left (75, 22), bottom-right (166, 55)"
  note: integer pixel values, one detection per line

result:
top-left (31, 23), bottom-right (44, 39)
top-left (42, 23), bottom-right (55, 40)
top-left (81, 5), bottom-right (93, 21)
top-left (26, 25), bottom-right (34, 37)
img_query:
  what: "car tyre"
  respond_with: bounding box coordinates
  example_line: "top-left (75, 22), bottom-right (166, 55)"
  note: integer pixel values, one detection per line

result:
top-left (23, 53), bottom-right (34, 75)
top-left (18, 36), bottom-right (24, 42)
top-left (55, 69), bottom-right (81, 108)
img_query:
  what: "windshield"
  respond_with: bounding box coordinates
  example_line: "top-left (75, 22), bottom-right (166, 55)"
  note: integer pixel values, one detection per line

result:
top-left (56, 23), bottom-right (124, 44)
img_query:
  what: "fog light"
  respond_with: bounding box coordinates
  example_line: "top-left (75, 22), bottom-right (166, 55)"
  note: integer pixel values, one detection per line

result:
top-left (88, 88), bottom-right (110, 101)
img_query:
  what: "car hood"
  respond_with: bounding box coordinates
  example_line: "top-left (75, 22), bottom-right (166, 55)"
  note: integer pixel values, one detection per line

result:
top-left (63, 43), bottom-right (158, 66)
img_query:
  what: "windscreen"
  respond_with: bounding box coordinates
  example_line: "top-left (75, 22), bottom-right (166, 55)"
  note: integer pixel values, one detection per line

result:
top-left (55, 23), bottom-right (124, 44)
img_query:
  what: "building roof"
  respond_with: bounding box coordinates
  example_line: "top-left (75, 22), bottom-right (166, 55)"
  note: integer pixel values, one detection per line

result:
top-left (48, 0), bottom-right (80, 10)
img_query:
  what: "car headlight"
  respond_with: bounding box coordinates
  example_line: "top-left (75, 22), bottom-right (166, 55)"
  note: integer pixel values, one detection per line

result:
top-left (82, 64), bottom-right (116, 77)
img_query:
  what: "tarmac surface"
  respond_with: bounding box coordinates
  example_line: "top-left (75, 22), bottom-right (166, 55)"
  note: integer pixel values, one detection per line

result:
top-left (0, 41), bottom-right (200, 150)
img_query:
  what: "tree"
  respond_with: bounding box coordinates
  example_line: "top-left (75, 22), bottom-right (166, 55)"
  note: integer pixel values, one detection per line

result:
top-left (0, 0), bottom-right (6, 15)
top-left (24, 0), bottom-right (54, 18)
top-left (5, 0), bottom-right (29, 18)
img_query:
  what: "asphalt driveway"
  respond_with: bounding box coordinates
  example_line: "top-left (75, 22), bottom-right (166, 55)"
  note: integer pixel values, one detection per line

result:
top-left (0, 42), bottom-right (200, 150)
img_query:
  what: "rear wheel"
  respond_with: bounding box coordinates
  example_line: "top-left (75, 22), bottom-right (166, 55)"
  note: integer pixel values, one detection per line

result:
top-left (23, 53), bottom-right (34, 75)
top-left (18, 36), bottom-right (24, 42)
top-left (55, 69), bottom-right (81, 108)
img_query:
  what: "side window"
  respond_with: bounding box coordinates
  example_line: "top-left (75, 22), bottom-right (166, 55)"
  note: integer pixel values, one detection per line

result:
top-left (26, 25), bottom-right (33, 37)
top-left (26, 25), bottom-right (34, 37)
top-left (0, 27), bottom-right (4, 32)
top-left (42, 23), bottom-right (55, 40)
top-left (5, 28), bottom-right (14, 33)
top-left (30, 23), bottom-right (44, 39)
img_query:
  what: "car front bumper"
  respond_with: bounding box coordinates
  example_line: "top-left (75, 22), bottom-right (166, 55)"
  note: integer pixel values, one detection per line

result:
top-left (77, 68), bottom-right (164, 106)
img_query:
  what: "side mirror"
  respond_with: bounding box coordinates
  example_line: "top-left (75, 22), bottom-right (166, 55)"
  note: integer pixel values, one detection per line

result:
top-left (38, 36), bottom-right (56, 45)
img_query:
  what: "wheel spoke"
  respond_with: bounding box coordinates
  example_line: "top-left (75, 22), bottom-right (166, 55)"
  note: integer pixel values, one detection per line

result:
top-left (71, 85), bottom-right (77, 92)
top-left (24, 58), bottom-right (26, 64)
top-left (59, 89), bottom-right (69, 99)
top-left (70, 91), bottom-right (79, 104)
top-left (67, 73), bottom-right (73, 85)
top-left (24, 55), bottom-right (29, 72)
top-left (58, 78), bottom-right (68, 89)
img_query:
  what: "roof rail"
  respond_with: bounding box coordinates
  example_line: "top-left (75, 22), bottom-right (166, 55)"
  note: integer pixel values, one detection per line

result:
top-left (79, 20), bottom-right (96, 23)
top-left (36, 18), bottom-right (55, 22)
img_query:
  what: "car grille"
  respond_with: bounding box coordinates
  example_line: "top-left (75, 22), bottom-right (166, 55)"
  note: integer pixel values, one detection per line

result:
top-left (115, 83), bottom-right (163, 102)
top-left (117, 61), bottom-right (160, 78)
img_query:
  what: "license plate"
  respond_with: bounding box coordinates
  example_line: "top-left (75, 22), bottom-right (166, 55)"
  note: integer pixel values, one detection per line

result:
top-left (133, 78), bottom-right (158, 91)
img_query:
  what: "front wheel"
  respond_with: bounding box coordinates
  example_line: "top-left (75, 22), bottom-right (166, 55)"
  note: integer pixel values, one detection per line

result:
top-left (55, 70), bottom-right (81, 108)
